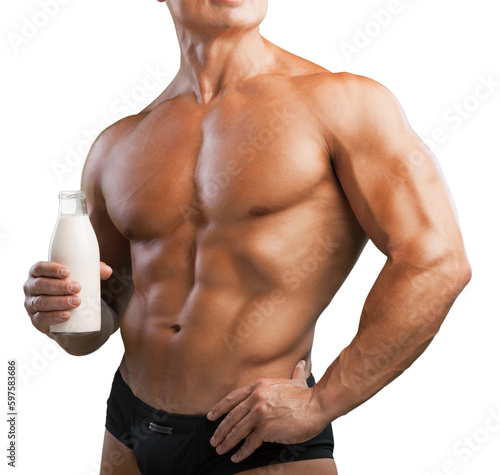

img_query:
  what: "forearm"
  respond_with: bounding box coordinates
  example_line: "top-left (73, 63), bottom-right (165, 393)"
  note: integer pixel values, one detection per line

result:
top-left (313, 254), bottom-right (471, 422)
top-left (47, 299), bottom-right (119, 356)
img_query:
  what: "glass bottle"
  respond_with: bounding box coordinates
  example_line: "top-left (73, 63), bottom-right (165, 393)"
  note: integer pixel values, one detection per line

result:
top-left (49, 191), bottom-right (101, 335)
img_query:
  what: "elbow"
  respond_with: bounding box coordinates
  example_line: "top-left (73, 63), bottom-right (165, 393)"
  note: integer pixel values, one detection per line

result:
top-left (390, 235), bottom-right (472, 293)
top-left (390, 239), bottom-right (471, 336)
top-left (55, 334), bottom-right (107, 357)
top-left (459, 256), bottom-right (472, 288)
top-left (424, 250), bottom-right (471, 336)
top-left (437, 250), bottom-right (472, 294)
top-left (62, 344), bottom-right (100, 357)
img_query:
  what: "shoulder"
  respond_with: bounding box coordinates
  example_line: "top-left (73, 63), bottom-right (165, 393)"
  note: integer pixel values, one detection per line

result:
top-left (81, 93), bottom-right (187, 193)
top-left (88, 113), bottom-right (145, 158)
top-left (81, 113), bottom-right (145, 192)
top-left (302, 71), bottom-right (403, 122)
top-left (296, 72), bottom-right (411, 157)
top-left (274, 52), bottom-right (404, 127)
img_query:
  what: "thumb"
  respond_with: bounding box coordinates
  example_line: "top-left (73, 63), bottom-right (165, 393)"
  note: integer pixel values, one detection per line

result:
top-left (291, 360), bottom-right (307, 384)
top-left (100, 262), bottom-right (113, 280)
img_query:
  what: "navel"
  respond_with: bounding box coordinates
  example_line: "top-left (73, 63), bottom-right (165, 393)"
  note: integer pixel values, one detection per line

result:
top-left (170, 324), bottom-right (181, 334)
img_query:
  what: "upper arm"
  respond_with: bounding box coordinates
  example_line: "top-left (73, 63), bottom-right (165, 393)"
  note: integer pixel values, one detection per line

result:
top-left (319, 74), bottom-right (467, 266)
top-left (81, 125), bottom-right (134, 319)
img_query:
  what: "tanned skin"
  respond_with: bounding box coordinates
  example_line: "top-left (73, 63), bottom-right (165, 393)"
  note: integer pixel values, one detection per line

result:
top-left (23, 1), bottom-right (471, 473)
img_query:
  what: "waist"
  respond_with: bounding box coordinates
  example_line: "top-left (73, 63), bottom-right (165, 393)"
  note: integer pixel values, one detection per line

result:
top-left (114, 367), bottom-right (317, 420)
top-left (118, 326), bottom-right (314, 414)
top-left (121, 298), bottom-right (318, 374)
top-left (119, 286), bottom-right (318, 412)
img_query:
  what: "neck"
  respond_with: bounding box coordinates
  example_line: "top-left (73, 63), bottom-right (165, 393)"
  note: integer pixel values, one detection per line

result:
top-left (173, 26), bottom-right (274, 104)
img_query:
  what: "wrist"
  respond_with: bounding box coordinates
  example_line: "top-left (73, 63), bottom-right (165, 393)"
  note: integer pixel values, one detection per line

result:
top-left (311, 375), bottom-right (349, 425)
top-left (310, 384), bottom-right (335, 428)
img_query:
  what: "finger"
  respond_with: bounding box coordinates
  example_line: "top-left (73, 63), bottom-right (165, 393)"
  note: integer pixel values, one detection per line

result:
top-left (25, 277), bottom-right (81, 297)
top-left (100, 262), bottom-right (113, 280)
top-left (214, 412), bottom-right (254, 455)
top-left (231, 431), bottom-right (263, 463)
top-left (207, 385), bottom-right (253, 421)
top-left (211, 404), bottom-right (251, 448)
top-left (27, 295), bottom-right (80, 314)
top-left (30, 261), bottom-right (70, 279)
top-left (291, 360), bottom-right (308, 387)
top-left (31, 311), bottom-right (71, 333)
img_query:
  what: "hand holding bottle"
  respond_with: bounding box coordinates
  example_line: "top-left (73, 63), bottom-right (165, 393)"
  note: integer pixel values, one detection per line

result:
top-left (23, 261), bottom-right (112, 335)
top-left (24, 190), bottom-right (112, 335)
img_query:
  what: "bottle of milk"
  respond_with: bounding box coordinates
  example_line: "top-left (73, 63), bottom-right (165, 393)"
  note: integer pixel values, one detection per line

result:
top-left (49, 191), bottom-right (101, 335)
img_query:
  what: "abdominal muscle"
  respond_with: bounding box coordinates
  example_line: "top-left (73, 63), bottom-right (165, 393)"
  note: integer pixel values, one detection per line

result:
top-left (116, 212), bottom-right (364, 414)
top-left (119, 290), bottom-right (317, 415)
top-left (118, 270), bottom-right (321, 415)
top-left (116, 214), bottom-right (362, 415)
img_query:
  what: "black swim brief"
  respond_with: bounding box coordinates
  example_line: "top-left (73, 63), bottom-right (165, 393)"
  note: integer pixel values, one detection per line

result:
top-left (105, 369), bottom-right (334, 474)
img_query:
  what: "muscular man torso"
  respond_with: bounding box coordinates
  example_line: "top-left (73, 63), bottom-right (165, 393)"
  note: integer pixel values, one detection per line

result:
top-left (84, 50), bottom-right (367, 414)
top-left (21, 3), bottom-right (470, 472)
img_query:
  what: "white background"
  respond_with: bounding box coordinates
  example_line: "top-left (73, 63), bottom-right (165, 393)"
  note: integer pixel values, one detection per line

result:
top-left (1, 0), bottom-right (499, 474)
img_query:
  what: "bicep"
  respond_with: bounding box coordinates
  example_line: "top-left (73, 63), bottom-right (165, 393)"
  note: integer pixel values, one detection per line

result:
top-left (81, 135), bottom-right (133, 318)
top-left (332, 79), bottom-right (462, 263)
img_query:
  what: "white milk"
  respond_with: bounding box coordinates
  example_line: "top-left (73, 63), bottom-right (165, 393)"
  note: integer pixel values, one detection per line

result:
top-left (49, 215), bottom-right (101, 335)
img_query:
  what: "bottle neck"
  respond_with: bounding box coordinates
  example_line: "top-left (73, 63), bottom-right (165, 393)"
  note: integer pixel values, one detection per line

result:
top-left (58, 191), bottom-right (89, 216)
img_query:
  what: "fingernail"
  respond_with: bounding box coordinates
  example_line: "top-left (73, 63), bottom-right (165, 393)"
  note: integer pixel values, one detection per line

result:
top-left (69, 297), bottom-right (79, 306)
top-left (216, 445), bottom-right (223, 454)
top-left (207, 411), bottom-right (213, 420)
top-left (69, 282), bottom-right (79, 292)
top-left (231, 454), bottom-right (239, 463)
top-left (300, 360), bottom-right (306, 368)
top-left (210, 436), bottom-right (216, 446)
top-left (59, 268), bottom-right (69, 277)
top-left (60, 312), bottom-right (70, 321)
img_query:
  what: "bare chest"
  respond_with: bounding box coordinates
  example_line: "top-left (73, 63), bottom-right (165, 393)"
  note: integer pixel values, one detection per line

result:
top-left (102, 97), bottom-right (335, 241)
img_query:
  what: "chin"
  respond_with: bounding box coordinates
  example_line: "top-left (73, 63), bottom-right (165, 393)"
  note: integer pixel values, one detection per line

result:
top-left (210, 6), bottom-right (268, 32)
top-left (171, 0), bottom-right (268, 33)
